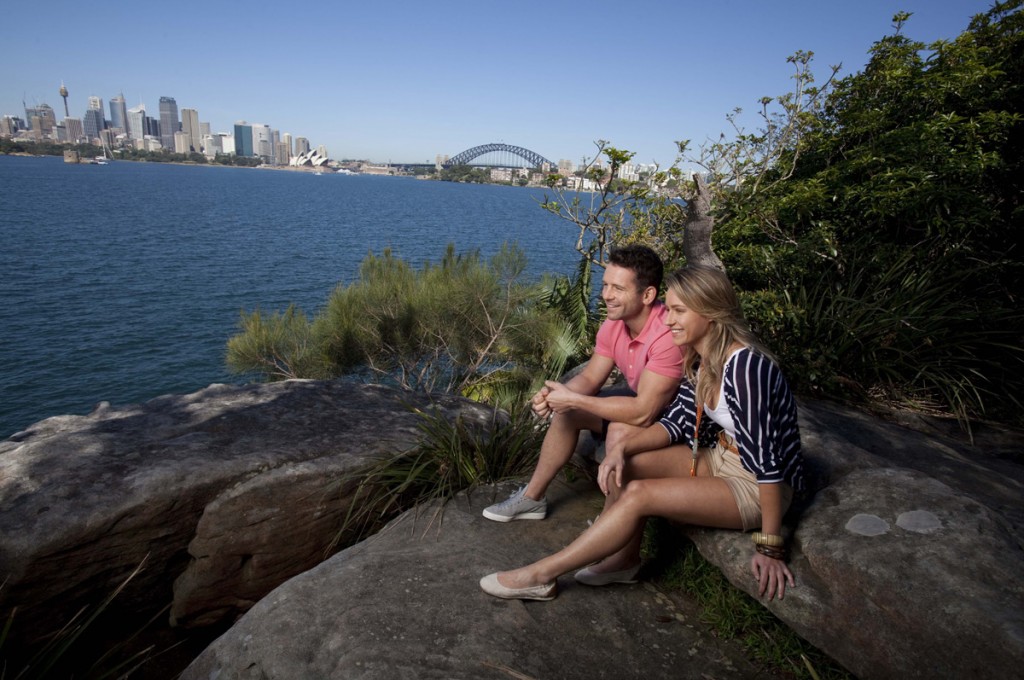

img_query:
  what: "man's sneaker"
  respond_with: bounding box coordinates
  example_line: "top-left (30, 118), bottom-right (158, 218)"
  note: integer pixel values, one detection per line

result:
top-left (482, 486), bottom-right (547, 522)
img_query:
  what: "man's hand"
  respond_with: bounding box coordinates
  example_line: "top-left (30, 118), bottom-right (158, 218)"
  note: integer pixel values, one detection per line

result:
top-left (530, 385), bottom-right (553, 419)
top-left (543, 380), bottom-right (580, 414)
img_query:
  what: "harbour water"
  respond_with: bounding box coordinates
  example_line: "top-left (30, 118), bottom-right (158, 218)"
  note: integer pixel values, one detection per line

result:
top-left (0, 155), bottom-right (583, 438)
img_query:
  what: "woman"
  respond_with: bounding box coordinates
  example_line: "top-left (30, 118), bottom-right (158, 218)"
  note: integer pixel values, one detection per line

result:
top-left (480, 265), bottom-right (805, 602)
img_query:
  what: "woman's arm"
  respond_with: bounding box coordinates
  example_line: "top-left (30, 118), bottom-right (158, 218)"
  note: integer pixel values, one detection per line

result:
top-left (750, 483), bottom-right (794, 601)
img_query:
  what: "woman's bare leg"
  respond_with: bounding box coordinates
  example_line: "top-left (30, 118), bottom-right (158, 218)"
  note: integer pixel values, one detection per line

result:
top-left (496, 472), bottom-right (743, 589)
top-left (586, 443), bottom-right (695, 573)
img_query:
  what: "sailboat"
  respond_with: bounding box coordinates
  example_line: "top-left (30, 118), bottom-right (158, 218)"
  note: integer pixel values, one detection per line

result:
top-left (90, 137), bottom-right (114, 165)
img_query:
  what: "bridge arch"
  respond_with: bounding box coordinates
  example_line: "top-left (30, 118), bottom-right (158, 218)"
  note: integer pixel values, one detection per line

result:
top-left (443, 143), bottom-right (555, 169)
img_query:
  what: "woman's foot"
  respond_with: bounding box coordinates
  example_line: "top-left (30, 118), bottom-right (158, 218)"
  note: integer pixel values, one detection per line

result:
top-left (480, 571), bottom-right (557, 600)
top-left (574, 560), bottom-right (641, 586)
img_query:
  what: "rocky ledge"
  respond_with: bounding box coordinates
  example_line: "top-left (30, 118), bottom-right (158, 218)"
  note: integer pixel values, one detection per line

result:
top-left (1, 380), bottom-right (1021, 678)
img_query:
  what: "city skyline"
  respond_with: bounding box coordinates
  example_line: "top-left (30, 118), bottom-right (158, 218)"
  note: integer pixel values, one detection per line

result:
top-left (1, 0), bottom-right (992, 166)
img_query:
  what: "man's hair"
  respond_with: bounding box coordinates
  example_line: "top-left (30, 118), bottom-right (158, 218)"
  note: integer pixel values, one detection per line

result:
top-left (607, 245), bottom-right (664, 291)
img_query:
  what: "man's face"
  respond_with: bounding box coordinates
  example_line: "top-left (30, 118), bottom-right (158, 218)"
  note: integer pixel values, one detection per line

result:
top-left (601, 264), bottom-right (650, 322)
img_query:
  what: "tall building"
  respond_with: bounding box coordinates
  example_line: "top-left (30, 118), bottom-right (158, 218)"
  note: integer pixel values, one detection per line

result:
top-left (252, 124), bottom-right (273, 160)
top-left (158, 96), bottom-right (179, 150)
top-left (233, 122), bottom-right (253, 156)
top-left (294, 136), bottom-right (310, 155)
top-left (180, 108), bottom-right (201, 152)
top-left (127, 104), bottom-right (146, 140)
top-left (24, 104), bottom-right (56, 135)
top-left (174, 131), bottom-right (191, 154)
top-left (64, 117), bottom-right (84, 143)
top-left (109, 94), bottom-right (127, 132)
top-left (282, 132), bottom-right (293, 160)
top-left (83, 109), bottom-right (104, 141)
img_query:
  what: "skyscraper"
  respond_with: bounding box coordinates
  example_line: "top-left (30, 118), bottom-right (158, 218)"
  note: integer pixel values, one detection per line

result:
top-left (83, 108), bottom-right (105, 141)
top-left (233, 122), bottom-right (253, 156)
top-left (180, 108), bottom-right (201, 152)
top-left (109, 94), bottom-right (128, 132)
top-left (127, 105), bottom-right (146, 141)
top-left (64, 117), bottom-right (84, 143)
top-left (158, 96), bottom-right (179, 150)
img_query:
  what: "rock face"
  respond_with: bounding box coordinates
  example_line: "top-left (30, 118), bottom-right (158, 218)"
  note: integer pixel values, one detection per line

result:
top-left (2, 380), bottom-right (1022, 679)
top-left (0, 381), bottom-right (497, 640)
top-left (182, 480), bottom-right (770, 680)
top-left (686, 400), bottom-right (1024, 679)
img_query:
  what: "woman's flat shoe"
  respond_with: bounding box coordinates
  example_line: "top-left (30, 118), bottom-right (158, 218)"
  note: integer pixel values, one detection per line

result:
top-left (480, 573), bottom-right (557, 600)
top-left (573, 563), bottom-right (641, 586)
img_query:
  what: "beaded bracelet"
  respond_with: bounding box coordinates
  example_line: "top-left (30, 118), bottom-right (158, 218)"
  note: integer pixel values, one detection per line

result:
top-left (755, 543), bottom-right (789, 561)
top-left (751, 531), bottom-right (786, 547)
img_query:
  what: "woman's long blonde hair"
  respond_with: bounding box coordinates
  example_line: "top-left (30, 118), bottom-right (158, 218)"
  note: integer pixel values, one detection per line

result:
top-left (666, 266), bottom-right (772, 406)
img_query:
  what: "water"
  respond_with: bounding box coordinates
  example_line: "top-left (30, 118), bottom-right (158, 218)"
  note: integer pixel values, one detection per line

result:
top-left (0, 155), bottom-right (583, 437)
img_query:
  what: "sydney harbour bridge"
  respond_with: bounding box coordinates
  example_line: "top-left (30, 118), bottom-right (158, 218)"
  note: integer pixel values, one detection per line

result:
top-left (440, 142), bottom-right (555, 169)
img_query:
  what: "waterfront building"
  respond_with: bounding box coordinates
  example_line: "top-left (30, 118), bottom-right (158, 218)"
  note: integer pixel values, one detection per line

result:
top-left (282, 132), bottom-right (293, 159)
top-left (158, 96), bottom-right (179, 150)
top-left (294, 136), bottom-right (310, 155)
top-left (126, 105), bottom-right (146, 140)
top-left (109, 94), bottom-right (127, 132)
top-left (0, 117), bottom-right (13, 138)
top-left (252, 124), bottom-right (273, 160)
top-left (275, 141), bottom-right (290, 165)
top-left (24, 104), bottom-right (56, 136)
top-left (83, 108), bottom-right (105, 141)
top-left (217, 132), bottom-right (235, 155)
top-left (174, 131), bottom-right (191, 154)
top-left (233, 122), bottom-right (253, 156)
top-left (64, 117), bottom-right (85, 143)
top-left (202, 133), bottom-right (221, 158)
top-left (557, 159), bottom-right (574, 176)
top-left (317, 144), bottom-right (328, 159)
top-left (181, 108), bottom-right (201, 152)
top-left (200, 121), bottom-right (210, 137)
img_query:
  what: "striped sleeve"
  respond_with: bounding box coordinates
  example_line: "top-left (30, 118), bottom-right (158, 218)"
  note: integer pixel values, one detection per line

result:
top-left (724, 350), bottom-right (805, 493)
top-left (658, 378), bottom-right (720, 449)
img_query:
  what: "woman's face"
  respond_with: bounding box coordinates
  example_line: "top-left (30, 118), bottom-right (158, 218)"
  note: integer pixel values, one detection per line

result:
top-left (665, 287), bottom-right (712, 352)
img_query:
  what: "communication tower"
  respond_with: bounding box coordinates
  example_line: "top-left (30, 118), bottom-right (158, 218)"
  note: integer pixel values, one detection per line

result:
top-left (59, 81), bottom-right (69, 118)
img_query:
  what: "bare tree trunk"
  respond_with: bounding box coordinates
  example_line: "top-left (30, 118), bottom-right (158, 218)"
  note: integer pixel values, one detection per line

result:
top-left (683, 174), bottom-right (725, 271)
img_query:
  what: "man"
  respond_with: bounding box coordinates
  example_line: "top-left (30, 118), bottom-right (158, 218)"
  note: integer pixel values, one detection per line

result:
top-left (483, 244), bottom-right (683, 522)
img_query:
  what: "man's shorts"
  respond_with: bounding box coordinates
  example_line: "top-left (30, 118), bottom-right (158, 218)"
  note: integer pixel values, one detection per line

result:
top-left (592, 385), bottom-right (637, 441)
top-left (705, 433), bottom-right (793, 531)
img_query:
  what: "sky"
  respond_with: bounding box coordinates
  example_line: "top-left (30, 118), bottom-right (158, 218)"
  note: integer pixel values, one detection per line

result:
top-left (1, 0), bottom-right (997, 166)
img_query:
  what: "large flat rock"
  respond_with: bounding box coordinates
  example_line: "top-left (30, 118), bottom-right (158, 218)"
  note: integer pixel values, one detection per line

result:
top-left (182, 479), bottom-right (771, 680)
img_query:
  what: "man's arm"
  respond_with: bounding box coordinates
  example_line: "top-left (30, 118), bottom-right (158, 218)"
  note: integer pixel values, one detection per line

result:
top-left (544, 366), bottom-right (678, 427)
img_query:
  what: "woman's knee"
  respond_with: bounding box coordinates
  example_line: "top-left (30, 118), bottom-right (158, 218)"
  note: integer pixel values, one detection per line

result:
top-left (616, 479), bottom-right (657, 514)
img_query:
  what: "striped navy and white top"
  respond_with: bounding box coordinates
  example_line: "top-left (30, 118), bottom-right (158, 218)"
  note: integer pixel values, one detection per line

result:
top-left (658, 348), bottom-right (805, 493)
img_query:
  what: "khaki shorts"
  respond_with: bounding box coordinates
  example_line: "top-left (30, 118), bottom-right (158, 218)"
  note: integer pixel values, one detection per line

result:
top-left (704, 435), bottom-right (793, 531)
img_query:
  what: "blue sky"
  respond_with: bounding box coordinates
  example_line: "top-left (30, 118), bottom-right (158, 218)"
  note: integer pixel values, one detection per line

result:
top-left (2, 0), bottom-right (993, 165)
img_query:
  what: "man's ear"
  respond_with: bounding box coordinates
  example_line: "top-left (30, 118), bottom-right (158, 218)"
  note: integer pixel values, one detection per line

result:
top-left (643, 285), bottom-right (658, 304)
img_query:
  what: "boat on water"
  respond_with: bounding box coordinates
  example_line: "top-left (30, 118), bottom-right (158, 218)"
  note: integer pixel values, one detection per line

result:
top-left (89, 139), bottom-right (115, 165)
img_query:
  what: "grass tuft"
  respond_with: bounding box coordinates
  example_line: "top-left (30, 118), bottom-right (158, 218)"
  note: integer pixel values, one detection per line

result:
top-left (644, 520), bottom-right (852, 679)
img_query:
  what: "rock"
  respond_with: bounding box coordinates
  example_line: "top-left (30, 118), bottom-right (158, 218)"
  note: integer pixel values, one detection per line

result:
top-left (181, 479), bottom-right (770, 680)
top-left (0, 380), bottom-right (497, 640)
top-left (683, 400), bottom-right (1024, 679)
top-left (2, 381), bottom-right (1022, 679)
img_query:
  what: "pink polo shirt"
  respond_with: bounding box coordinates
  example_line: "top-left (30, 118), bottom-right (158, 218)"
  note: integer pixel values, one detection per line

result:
top-left (594, 302), bottom-right (683, 392)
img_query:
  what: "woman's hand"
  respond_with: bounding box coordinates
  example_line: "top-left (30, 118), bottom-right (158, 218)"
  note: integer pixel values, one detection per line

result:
top-left (598, 448), bottom-right (626, 495)
top-left (750, 552), bottom-right (795, 601)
